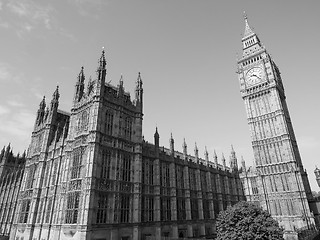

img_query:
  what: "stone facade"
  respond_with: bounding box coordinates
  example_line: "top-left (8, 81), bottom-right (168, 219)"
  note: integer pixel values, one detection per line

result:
top-left (0, 145), bottom-right (25, 237)
top-left (238, 15), bottom-right (317, 239)
top-left (4, 50), bottom-right (245, 240)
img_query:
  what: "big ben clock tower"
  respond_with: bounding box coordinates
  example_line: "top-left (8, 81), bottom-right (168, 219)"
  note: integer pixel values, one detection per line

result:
top-left (237, 15), bottom-right (315, 238)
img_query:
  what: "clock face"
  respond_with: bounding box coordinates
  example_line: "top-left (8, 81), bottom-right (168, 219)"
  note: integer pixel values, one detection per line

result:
top-left (246, 67), bottom-right (264, 86)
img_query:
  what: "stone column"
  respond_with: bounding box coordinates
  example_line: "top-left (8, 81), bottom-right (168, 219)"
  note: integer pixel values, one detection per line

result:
top-left (132, 144), bottom-right (142, 240)
top-left (153, 154), bottom-right (161, 240)
top-left (170, 160), bottom-right (178, 238)
top-left (206, 171), bottom-right (215, 219)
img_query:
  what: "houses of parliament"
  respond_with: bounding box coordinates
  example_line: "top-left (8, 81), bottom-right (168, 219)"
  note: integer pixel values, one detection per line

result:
top-left (0, 16), bottom-right (319, 240)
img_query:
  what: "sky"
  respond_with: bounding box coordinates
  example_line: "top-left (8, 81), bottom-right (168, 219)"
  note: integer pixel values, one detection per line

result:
top-left (0, 0), bottom-right (319, 190)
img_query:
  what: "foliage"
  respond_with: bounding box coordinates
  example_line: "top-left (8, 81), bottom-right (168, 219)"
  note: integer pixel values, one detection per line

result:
top-left (216, 201), bottom-right (284, 240)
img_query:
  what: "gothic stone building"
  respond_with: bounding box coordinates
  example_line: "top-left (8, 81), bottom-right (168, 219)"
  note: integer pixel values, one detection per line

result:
top-left (0, 145), bottom-right (26, 237)
top-left (237, 15), bottom-right (318, 239)
top-left (5, 50), bottom-right (245, 240)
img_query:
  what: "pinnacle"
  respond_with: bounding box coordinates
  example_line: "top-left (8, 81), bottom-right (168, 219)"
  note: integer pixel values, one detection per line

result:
top-left (99, 48), bottom-right (106, 69)
top-left (243, 13), bottom-right (255, 38)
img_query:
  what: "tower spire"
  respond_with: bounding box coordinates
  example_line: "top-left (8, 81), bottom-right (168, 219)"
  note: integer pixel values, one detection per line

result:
top-left (75, 66), bottom-right (85, 102)
top-left (204, 146), bottom-right (209, 165)
top-left (194, 142), bottom-right (199, 163)
top-left (99, 48), bottom-right (106, 70)
top-left (170, 133), bottom-right (174, 155)
top-left (50, 86), bottom-right (60, 111)
top-left (135, 72), bottom-right (143, 111)
top-left (97, 48), bottom-right (107, 86)
top-left (243, 12), bottom-right (255, 38)
top-left (213, 149), bottom-right (218, 166)
top-left (222, 153), bottom-right (226, 168)
top-left (183, 138), bottom-right (187, 159)
top-left (39, 96), bottom-right (46, 110)
top-left (36, 96), bottom-right (46, 125)
top-left (118, 74), bottom-right (124, 97)
top-left (154, 127), bottom-right (159, 146)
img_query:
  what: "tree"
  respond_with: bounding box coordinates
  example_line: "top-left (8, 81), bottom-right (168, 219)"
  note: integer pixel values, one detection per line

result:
top-left (216, 201), bottom-right (284, 240)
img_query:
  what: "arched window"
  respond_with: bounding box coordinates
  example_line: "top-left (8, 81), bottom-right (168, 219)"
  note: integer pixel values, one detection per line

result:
top-left (105, 110), bottom-right (113, 135)
top-left (100, 149), bottom-right (111, 179)
top-left (81, 110), bottom-right (88, 131)
top-left (124, 117), bottom-right (132, 139)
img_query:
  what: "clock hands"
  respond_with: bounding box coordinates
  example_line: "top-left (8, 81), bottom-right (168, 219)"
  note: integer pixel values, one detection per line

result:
top-left (251, 74), bottom-right (261, 79)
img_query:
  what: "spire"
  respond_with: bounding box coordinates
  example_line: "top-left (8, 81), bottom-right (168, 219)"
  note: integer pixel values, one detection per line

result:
top-left (119, 74), bottom-right (123, 85)
top-left (36, 96), bottom-right (46, 124)
top-left (97, 48), bottom-right (107, 85)
top-left (230, 145), bottom-right (238, 170)
top-left (241, 13), bottom-right (263, 55)
top-left (135, 73), bottom-right (143, 95)
top-left (50, 86), bottom-right (60, 110)
top-left (170, 133), bottom-right (174, 155)
top-left (136, 72), bottom-right (143, 89)
top-left (183, 138), bottom-right (187, 159)
top-left (135, 72), bottom-right (143, 111)
top-left (99, 48), bottom-right (106, 70)
top-left (154, 127), bottom-right (159, 146)
top-left (222, 153), bottom-right (226, 168)
top-left (4, 143), bottom-right (11, 159)
top-left (75, 67), bottom-right (85, 102)
top-left (39, 96), bottom-right (46, 110)
top-left (213, 150), bottom-right (218, 166)
top-left (204, 146), bottom-right (209, 165)
top-left (78, 66), bottom-right (85, 84)
top-left (53, 85), bottom-right (60, 101)
top-left (231, 144), bottom-right (235, 154)
top-left (194, 142), bottom-right (199, 162)
top-left (243, 12), bottom-right (255, 38)
top-left (118, 74), bottom-right (125, 97)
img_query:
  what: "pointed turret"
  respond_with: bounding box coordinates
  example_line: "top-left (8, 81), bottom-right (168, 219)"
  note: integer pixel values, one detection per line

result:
top-left (50, 86), bottom-right (60, 111)
top-left (170, 133), bottom-right (174, 156)
top-left (118, 74), bottom-right (124, 97)
top-left (230, 145), bottom-right (238, 170)
top-left (99, 48), bottom-right (106, 70)
top-left (213, 150), bottom-right (218, 166)
top-left (154, 127), bottom-right (159, 147)
top-left (74, 66), bottom-right (85, 102)
top-left (204, 146), bottom-right (209, 166)
top-left (39, 96), bottom-right (46, 110)
top-left (194, 142), bottom-right (199, 163)
top-left (222, 153), bottom-right (226, 169)
top-left (231, 144), bottom-right (235, 154)
top-left (97, 48), bottom-right (107, 86)
top-left (154, 127), bottom-right (160, 156)
top-left (36, 96), bottom-right (46, 125)
top-left (5, 143), bottom-right (11, 158)
top-left (135, 72), bottom-right (143, 111)
top-left (182, 138), bottom-right (187, 160)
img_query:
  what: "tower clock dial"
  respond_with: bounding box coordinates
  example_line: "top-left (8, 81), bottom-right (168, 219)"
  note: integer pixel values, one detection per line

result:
top-left (246, 67), bottom-right (264, 86)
